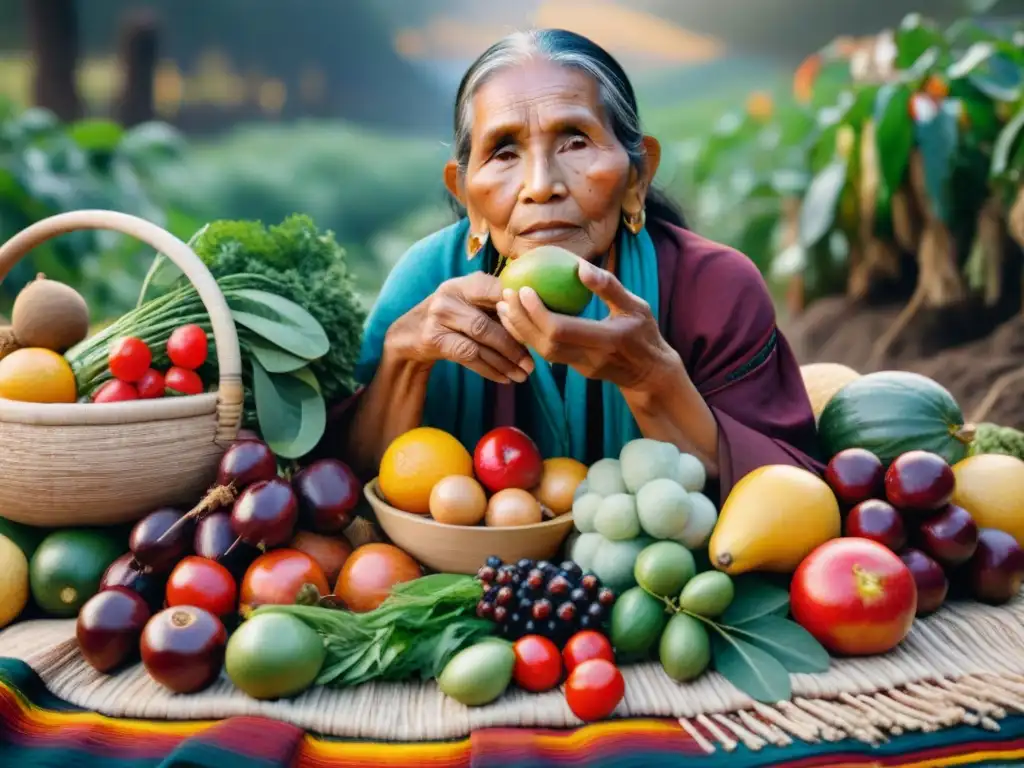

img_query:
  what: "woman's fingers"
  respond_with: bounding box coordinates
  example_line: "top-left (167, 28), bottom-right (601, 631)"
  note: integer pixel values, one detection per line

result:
top-left (435, 332), bottom-right (512, 384)
top-left (450, 272), bottom-right (505, 310)
top-left (438, 302), bottom-right (532, 375)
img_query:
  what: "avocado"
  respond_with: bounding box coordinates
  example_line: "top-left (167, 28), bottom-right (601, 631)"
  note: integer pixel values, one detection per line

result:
top-left (30, 529), bottom-right (124, 617)
top-left (499, 246), bottom-right (593, 315)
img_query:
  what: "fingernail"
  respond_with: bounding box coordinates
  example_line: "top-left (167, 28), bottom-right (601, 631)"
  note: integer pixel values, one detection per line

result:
top-left (520, 287), bottom-right (537, 301)
top-left (510, 370), bottom-right (527, 383)
top-left (502, 289), bottom-right (515, 301)
top-left (578, 260), bottom-right (595, 278)
top-left (520, 357), bottom-right (535, 374)
top-left (496, 302), bottom-right (508, 315)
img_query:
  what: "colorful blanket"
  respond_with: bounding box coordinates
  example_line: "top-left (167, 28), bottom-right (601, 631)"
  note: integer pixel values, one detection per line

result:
top-left (2, 659), bottom-right (1024, 768)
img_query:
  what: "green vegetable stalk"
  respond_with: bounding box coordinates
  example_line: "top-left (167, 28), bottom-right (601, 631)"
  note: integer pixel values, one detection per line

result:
top-left (254, 574), bottom-right (494, 687)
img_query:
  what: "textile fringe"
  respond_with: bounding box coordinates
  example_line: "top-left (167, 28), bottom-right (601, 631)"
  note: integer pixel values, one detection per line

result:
top-left (2, 599), bottom-right (1024, 746)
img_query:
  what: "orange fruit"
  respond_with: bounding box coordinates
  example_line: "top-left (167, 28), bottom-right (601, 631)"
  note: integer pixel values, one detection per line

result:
top-left (0, 348), bottom-right (77, 403)
top-left (532, 457), bottom-right (588, 516)
top-left (335, 543), bottom-right (422, 613)
top-left (378, 427), bottom-right (474, 514)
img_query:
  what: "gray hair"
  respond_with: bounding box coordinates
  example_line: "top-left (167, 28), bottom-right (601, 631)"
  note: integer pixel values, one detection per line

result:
top-left (452, 29), bottom-right (646, 173)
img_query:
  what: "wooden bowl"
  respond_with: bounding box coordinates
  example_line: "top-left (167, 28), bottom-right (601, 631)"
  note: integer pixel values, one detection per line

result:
top-left (364, 478), bottom-right (575, 574)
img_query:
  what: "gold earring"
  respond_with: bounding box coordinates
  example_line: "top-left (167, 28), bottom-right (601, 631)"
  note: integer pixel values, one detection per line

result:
top-left (623, 207), bottom-right (646, 235)
top-left (466, 229), bottom-right (489, 259)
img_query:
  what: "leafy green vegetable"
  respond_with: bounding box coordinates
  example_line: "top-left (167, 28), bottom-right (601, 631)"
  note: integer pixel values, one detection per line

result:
top-left (189, 215), bottom-right (366, 405)
top-left (255, 574), bottom-right (494, 687)
top-left (710, 629), bottom-right (792, 702)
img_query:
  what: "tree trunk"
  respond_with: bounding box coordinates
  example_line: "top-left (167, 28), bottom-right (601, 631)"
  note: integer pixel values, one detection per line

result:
top-left (24, 0), bottom-right (82, 121)
top-left (908, 151), bottom-right (967, 307)
top-left (115, 9), bottom-right (160, 127)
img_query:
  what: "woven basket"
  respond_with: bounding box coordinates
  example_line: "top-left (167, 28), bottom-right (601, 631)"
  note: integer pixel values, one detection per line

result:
top-left (0, 210), bottom-right (242, 527)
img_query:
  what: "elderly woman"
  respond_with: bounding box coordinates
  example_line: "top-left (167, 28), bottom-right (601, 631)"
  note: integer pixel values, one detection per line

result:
top-left (341, 29), bottom-right (822, 500)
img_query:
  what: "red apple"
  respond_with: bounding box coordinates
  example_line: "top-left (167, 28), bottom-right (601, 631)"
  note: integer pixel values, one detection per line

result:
top-left (826, 449), bottom-right (885, 507)
top-left (473, 427), bottom-right (543, 493)
top-left (844, 499), bottom-right (907, 551)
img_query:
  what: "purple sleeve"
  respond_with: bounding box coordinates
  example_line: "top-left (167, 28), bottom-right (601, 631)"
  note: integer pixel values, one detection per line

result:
top-left (671, 238), bottom-right (824, 499)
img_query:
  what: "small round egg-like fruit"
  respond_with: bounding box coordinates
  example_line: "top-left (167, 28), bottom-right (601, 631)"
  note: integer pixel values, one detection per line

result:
top-left (429, 475), bottom-right (488, 526)
top-left (12, 274), bottom-right (90, 352)
top-left (485, 488), bottom-right (543, 527)
top-left (532, 457), bottom-right (588, 516)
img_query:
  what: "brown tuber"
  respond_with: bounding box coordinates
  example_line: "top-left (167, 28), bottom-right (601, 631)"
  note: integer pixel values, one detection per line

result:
top-left (5, 274), bottom-right (90, 355)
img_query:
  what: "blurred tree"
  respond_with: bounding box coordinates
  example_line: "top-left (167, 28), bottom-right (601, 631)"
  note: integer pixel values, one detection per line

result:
top-left (25, 0), bottom-right (83, 121)
top-left (115, 8), bottom-right (159, 126)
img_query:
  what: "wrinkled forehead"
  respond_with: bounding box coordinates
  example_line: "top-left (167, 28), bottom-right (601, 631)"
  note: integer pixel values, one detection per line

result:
top-left (469, 61), bottom-right (608, 145)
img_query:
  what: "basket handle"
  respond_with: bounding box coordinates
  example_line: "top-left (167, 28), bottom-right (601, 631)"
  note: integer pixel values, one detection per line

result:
top-left (0, 210), bottom-right (243, 442)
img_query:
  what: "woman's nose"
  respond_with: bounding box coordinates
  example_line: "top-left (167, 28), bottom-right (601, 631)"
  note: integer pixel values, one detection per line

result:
top-left (520, 153), bottom-right (567, 203)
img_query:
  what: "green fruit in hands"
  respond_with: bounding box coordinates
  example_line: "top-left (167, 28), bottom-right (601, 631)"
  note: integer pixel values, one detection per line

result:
top-left (499, 245), bottom-right (593, 316)
top-left (634, 541), bottom-right (696, 598)
top-left (659, 613), bottom-right (711, 682)
top-left (678, 571), bottom-right (735, 618)
top-left (438, 640), bottom-right (515, 706)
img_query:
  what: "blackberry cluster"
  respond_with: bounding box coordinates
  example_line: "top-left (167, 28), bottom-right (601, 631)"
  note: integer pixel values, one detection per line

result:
top-left (475, 556), bottom-right (616, 646)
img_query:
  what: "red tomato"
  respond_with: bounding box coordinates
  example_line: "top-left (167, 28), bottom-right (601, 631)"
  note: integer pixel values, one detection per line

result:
top-left (513, 635), bottom-right (562, 692)
top-left (93, 379), bottom-right (139, 403)
top-left (165, 556), bottom-right (238, 618)
top-left (165, 366), bottom-right (204, 396)
top-left (790, 537), bottom-right (918, 656)
top-left (562, 630), bottom-right (615, 674)
top-left (473, 427), bottom-right (543, 493)
top-left (136, 369), bottom-right (165, 399)
top-left (564, 659), bottom-right (624, 722)
top-left (108, 337), bottom-right (152, 382)
top-left (240, 549), bottom-right (330, 615)
top-left (167, 324), bottom-right (209, 370)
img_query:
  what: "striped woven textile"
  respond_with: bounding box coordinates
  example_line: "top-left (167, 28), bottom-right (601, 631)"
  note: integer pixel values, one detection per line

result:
top-left (2, 659), bottom-right (1024, 768)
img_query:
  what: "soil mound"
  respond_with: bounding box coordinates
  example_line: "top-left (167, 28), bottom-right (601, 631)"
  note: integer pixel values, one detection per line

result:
top-left (785, 299), bottom-right (1024, 430)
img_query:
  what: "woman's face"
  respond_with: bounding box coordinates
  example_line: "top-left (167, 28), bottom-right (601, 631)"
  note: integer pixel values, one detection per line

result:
top-left (445, 60), bottom-right (660, 261)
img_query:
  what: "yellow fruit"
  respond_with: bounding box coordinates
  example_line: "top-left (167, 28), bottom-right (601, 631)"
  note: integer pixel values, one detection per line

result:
top-left (378, 427), bottom-right (474, 514)
top-left (709, 465), bottom-right (841, 575)
top-left (952, 454), bottom-right (1024, 547)
top-left (0, 534), bottom-right (30, 628)
top-left (800, 363), bottom-right (860, 422)
top-left (0, 347), bottom-right (77, 403)
top-left (532, 457), bottom-right (588, 516)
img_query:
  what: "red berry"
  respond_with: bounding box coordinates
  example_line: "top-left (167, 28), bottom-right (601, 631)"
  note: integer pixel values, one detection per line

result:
top-left (108, 337), bottom-right (152, 382)
top-left (136, 368), bottom-right (165, 399)
top-left (167, 324), bottom-right (209, 370)
top-left (165, 367), bottom-right (204, 396)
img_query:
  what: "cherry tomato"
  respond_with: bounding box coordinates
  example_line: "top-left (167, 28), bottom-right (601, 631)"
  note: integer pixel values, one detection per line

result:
top-left (512, 635), bottom-right (562, 692)
top-left (562, 630), bottom-right (615, 674)
top-left (136, 369), bottom-right (166, 399)
top-left (108, 337), bottom-right (152, 382)
top-left (93, 379), bottom-right (139, 403)
top-left (167, 324), bottom-right (209, 370)
top-left (166, 556), bottom-right (238, 618)
top-left (165, 366), bottom-right (204, 396)
top-left (564, 659), bottom-right (624, 722)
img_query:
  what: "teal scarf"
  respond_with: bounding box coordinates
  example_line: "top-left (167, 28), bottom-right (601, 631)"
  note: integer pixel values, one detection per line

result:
top-left (355, 219), bottom-right (660, 461)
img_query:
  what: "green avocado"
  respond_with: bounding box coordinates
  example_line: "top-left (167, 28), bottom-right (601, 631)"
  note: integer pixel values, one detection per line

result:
top-left (499, 245), bottom-right (593, 316)
top-left (30, 529), bottom-right (124, 617)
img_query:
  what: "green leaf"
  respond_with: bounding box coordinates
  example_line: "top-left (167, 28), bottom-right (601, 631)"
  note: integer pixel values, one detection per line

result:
top-left (948, 43), bottom-right (1023, 103)
top-left (243, 333), bottom-right (310, 373)
top-left (992, 109), bottom-right (1024, 178)
top-left (874, 84), bottom-right (915, 201)
top-left (727, 616), bottom-right (830, 674)
top-left (720, 576), bottom-right (790, 625)
top-left (710, 629), bottom-right (792, 703)
top-left (914, 101), bottom-right (961, 223)
top-left (227, 288), bottom-right (330, 360)
top-left (798, 161), bottom-right (847, 248)
top-left (68, 119), bottom-right (124, 153)
top-left (252, 360), bottom-right (327, 459)
top-left (895, 13), bottom-right (946, 71)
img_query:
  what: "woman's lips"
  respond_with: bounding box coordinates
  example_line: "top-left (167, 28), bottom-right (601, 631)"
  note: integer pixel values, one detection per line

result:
top-left (519, 225), bottom-right (579, 240)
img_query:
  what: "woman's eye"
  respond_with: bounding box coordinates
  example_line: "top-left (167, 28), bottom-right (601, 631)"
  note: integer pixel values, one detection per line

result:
top-left (562, 135), bottom-right (588, 151)
top-left (493, 148), bottom-right (517, 161)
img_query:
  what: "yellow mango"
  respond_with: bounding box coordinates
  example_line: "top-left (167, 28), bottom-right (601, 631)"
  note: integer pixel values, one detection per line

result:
top-left (709, 465), bottom-right (841, 575)
top-left (952, 454), bottom-right (1024, 548)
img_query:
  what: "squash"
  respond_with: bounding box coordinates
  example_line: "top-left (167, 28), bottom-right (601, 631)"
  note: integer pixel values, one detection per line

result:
top-left (817, 371), bottom-right (973, 466)
top-left (952, 454), bottom-right (1024, 548)
top-left (800, 363), bottom-right (861, 421)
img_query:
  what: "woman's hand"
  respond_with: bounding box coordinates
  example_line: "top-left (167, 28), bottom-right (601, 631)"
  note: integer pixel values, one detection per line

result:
top-left (496, 260), bottom-right (678, 393)
top-left (385, 272), bottom-right (534, 384)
